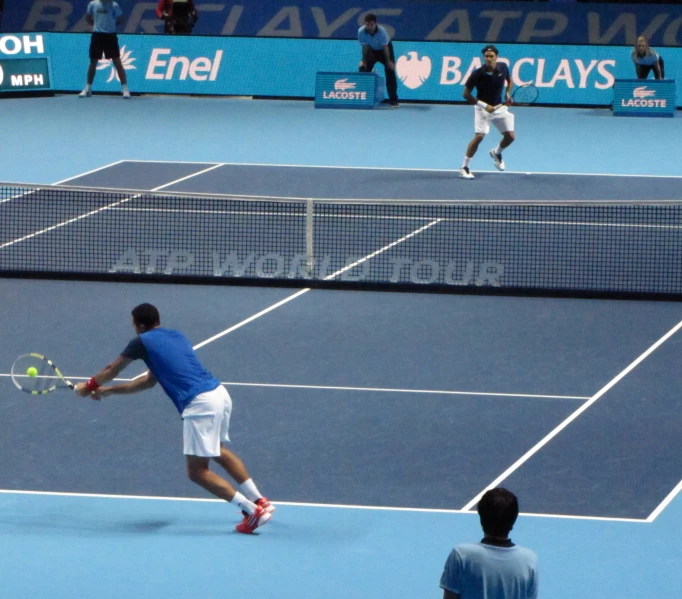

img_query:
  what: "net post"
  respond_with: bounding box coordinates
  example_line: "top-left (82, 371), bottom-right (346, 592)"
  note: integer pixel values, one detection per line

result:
top-left (306, 199), bottom-right (314, 276)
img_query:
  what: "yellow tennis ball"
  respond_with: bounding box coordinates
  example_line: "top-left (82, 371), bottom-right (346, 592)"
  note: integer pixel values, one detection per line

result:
top-left (26, 367), bottom-right (38, 378)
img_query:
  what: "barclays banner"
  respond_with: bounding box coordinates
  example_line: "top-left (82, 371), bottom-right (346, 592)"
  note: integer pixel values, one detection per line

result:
top-left (4, 32), bottom-right (681, 107)
top-left (2, 1), bottom-right (682, 46)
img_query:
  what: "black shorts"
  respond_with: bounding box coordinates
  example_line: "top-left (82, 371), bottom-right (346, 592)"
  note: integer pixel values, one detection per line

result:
top-left (636, 56), bottom-right (665, 79)
top-left (89, 33), bottom-right (120, 60)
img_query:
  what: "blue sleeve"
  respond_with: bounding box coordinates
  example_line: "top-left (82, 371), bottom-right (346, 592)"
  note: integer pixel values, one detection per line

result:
top-left (114, 3), bottom-right (123, 18)
top-left (379, 26), bottom-right (390, 45)
top-left (87, 2), bottom-right (94, 16)
top-left (121, 337), bottom-right (147, 361)
top-left (439, 549), bottom-right (461, 593)
top-left (504, 63), bottom-right (511, 80)
top-left (357, 27), bottom-right (365, 44)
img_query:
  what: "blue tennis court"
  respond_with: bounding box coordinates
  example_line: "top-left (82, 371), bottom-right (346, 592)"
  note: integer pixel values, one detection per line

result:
top-left (1, 95), bottom-right (682, 599)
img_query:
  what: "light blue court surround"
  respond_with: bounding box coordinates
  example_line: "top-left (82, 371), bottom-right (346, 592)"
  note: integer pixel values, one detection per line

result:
top-left (0, 95), bottom-right (681, 185)
top-left (0, 490), bottom-right (681, 599)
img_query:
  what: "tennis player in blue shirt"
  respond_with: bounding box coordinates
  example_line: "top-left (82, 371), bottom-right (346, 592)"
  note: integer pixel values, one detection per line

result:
top-left (631, 36), bottom-right (664, 80)
top-left (75, 303), bottom-right (273, 534)
top-left (78, 0), bottom-right (130, 98)
top-left (440, 488), bottom-right (538, 599)
top-left (358, 13), bottom-right (399, 107)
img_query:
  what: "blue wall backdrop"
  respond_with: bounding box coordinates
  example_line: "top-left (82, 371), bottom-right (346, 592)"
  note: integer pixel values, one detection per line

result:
top-left (1, 32), bottom-right (680, 106)
top-left (2, 1), bottom-right (682, 46)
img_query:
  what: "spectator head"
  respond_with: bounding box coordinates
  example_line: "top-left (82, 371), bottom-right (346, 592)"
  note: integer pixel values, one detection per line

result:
top-left (478, 488), bottom-right (519, 538)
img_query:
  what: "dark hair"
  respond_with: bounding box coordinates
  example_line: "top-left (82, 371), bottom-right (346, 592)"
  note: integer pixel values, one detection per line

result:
top-left (132, 303), bottom-right (160, 330)
top-left (482, 44), bottom-right (499, 56)
top-left (477, 488), bottom-right (519, 537)
top-left (365, 13), bottom-right (377, 23)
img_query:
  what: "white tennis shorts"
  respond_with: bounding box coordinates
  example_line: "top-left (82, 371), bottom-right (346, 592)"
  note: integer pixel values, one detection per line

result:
top-left (474, 105), bottom-right (515, 135)
top-left (181, 385), bottom-right (232, 457)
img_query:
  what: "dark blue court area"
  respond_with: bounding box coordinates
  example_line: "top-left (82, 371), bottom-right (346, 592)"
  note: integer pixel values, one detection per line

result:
top-left (2, 97), bottom-right (682, 599)
top-left (65, 160), bottom-right (682, 202)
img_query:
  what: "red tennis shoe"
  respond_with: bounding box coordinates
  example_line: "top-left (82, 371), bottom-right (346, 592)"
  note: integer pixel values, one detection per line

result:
top-left (256, 497), bottom-right (276, 514)
top-left (236, 506), bottom-right (271, 534)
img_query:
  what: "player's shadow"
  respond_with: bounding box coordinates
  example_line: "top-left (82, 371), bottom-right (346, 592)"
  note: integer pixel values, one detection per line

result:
top-left (0, 514), bottom-right (174, 536)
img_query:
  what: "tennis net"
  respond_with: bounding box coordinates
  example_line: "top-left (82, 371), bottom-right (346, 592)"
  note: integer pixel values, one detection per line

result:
top-left (2, 182), bottom-right (682, 298)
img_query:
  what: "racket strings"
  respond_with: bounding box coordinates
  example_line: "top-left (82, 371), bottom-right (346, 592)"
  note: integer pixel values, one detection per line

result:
top-left (11, 355), bottom-right (61, 393)
top-left (513, 85), bottom-right (539, 105)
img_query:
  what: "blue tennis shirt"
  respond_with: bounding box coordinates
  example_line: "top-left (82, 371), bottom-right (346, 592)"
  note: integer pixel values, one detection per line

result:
top-left (122, 328), bottom-right (220, 414)
top-left (87, 0), bottom-right (123, 33)
top-left (357, 24), bottom-right (391, 50)
top-left (631, 48), bottom-right (660, 66)
top-left (440, 541), bottom-right (539, 599)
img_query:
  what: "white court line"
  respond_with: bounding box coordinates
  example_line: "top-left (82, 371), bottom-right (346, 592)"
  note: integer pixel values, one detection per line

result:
top-left (0, 164), bottom-right (224, 251)
top-left (53, 160), bottom-right (127, 185)
top-left (216, 382), bottom-right (589, 401)
top-left (0, 374), bottom-right (587, 400)
top-left (130, 219), bottom-right (442, 380)
top-left (191, 289), bottom-right (311, 351)
top-left (646, 478), bottom-right (682, 522)
top-left (460, 318), bottom-right (682, 513)
top-left (0, 162), bottom-right (129, 205)
top-left (164, 220), bottom-right (440, 356)
top-left (0, 489), bottom-right (648, 522)
top-left (119, 159), bottom-right (682, 180)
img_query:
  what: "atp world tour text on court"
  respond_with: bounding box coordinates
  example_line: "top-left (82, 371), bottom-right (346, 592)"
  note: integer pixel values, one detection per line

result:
top-left (108, 249), bottom-right (504, 286)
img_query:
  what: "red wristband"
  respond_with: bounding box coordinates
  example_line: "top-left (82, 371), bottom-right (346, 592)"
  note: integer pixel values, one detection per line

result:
top-left (86, 377), bottom-right (100, 391)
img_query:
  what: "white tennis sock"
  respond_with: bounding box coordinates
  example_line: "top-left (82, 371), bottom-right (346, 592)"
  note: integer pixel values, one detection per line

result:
top-left (494, 145), bottom-right (503, 155)
top-left (121, 83), bottom-right (129, 92)
top-left (240, 478), bottom-right (263, 502)
top-left (462, 156), bottom-right (471, 168)
top-left (84, 83), bottom-right (92, 92)
top-left (230, 491), bottom-right (257, 515)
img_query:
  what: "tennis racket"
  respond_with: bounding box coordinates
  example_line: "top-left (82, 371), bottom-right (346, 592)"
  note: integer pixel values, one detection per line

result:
top-left (494, 83), bottom-right (539, 110)
top-left (11, 353), bottom-right (76, 395)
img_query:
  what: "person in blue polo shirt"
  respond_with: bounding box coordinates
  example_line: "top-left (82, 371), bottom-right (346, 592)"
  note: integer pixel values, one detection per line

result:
top-left (631, 36), bottom-right (664, 80)
top-left (78, 0), bottom-right (130, 99)
top-left (440, 488), bottom-right (538, 599)
top-left (358, 13), bottom-right (399, 108)
top-left (460, 45), bottom-right (515, 180)
top-left (75, 303), bottom-right (274, 535)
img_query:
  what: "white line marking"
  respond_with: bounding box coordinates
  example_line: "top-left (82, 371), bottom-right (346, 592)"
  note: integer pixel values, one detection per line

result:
top-left (460, 318), bottom-right (682, 512)
top-left (646, 478), bottom-right (682, 522)
top-left (128, 219), bottom-right (445, 379)
top-left (0, 489), bottom-right (648, 522)
top-left (0, 189), bottom-right (36, 205)
top-left (194, 221), bottom-right (441, 347)
top-left (192, 289), bottom-right (311, 351)
top-left (218, 382), bottom-right (589, 400)
top-left (323, 219), bottom-right (441, 281)
top-left (53, 160), bottom-right (127, 184)
top-left (0, 162), bottom-right (124, 206)
top-left (118, 160), bottom-right (682, 180)
top-left (0, 165), bottom-right (224, 251)
top-left (0, 374), bottom-right (587, 400)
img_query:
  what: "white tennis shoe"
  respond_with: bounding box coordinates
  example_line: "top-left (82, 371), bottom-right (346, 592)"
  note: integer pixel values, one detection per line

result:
top-left (490, 149), bottom-right (505, 171)
top-left (459, 166), bottom-right (474, 180)
top-left (78, 89), bottom-right (92, 98)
